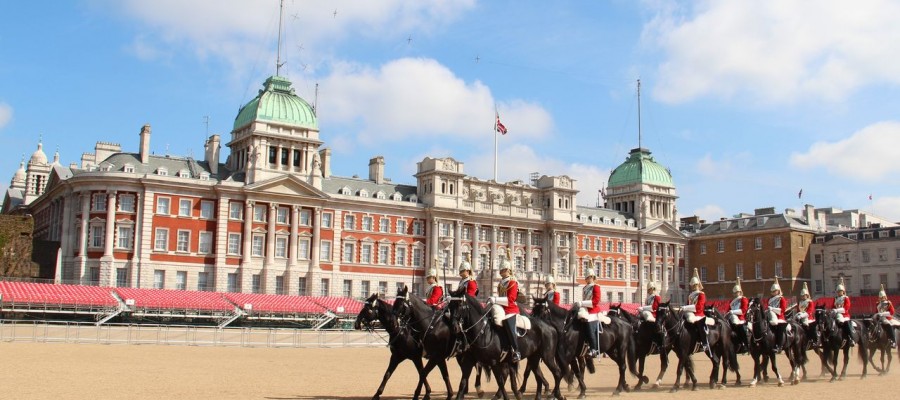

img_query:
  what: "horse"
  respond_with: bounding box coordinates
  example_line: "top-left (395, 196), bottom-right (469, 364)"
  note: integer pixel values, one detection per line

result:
top-left (354, 293), bottom-right (433, 400)
top-left (447, 293), bottom-right (565, 400)
top-left (655, 301), bottom-right (739, 391)
top-left (744, 297), bottom-right (807, 387)
top-left (531, 297), bottom-right (594, 398)
top-left (703, 307), bottom-right (743, 386)
top-left (607, 303), bottom-right (669, 390)
top-left (813, 306), bottom-right (868, 382)
top-left (391, 286), bottom-right (456, 400)
top-left (864, 317), bottom-right (896, 375)
top-left (565, 303), bottom-right (643, 395)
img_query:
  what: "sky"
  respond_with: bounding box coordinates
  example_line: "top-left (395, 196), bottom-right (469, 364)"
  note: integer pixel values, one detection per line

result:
top-left (2, 0), bottom-right (900, 223)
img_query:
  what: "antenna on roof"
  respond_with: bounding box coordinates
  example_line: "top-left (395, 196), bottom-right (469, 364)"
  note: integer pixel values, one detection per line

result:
top-left (275, 0), bottom-right (286, 76)
top-left (313, 82), bottom-right (319, 114)
top-left (203, 116), bottom-right (210, 136)
top-left (637, 78), bottom-right (642, 150)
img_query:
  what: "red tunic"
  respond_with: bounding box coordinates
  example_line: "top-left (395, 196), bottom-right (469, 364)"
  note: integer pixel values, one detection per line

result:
top-left (587, 284), bottom-right (602, 314)
top-left (502, 279), bottom-right (519, 314)
top-left (646, 294), bottom-right (661, 317)
top-left (425, 285), bottom-right (443, 306)
top-left (546, 290), bottom-right (561, 305)
top-left (462, 278), bottom-right (478, 297)
top-left (690, 291), bottom-right (706, 317)
top-left (731, 297), bottom-right (749, 321)
top-left (803, 300), bottom-right (816, 320)
top-left (879, 301), bottom-right (895, 320)
top-left (768, 296), bottom-right (787, 320)
top-left (834, 296), bottom-right (851, 319)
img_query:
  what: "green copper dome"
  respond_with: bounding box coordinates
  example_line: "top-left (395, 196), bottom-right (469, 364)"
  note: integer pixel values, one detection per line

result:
top-left (233, 76), bottom-right (317, 130)
top-left (608, 148), bottom-right (674, 188)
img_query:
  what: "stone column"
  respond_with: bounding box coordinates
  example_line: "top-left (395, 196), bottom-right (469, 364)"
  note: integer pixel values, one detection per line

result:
top-left (431, 218), bottom-right (440, 269)
top-left (568, 232), bottom-right (577, 278)
top-left (240, 201), bottom-right (253, 292)
top-left (311, 208), bottom-right (321, 271)
top-left (130, 192), bottom-right (142, 287)
top-left (101, 191), bottom-right (117, 287)
top-left (525, 229), bottom-right (533, 273)
top-left (266, 203), bottom-right (276, 267)
top-left (76, 192), bottom-right (90, 284)
top-left (472, 223), bottom-right (481, 272)
top-left (453, 220), bottom-right (462, 272)
top-left (213, 197), bottom-right (229, 292)
top-left (289, 206), bottom-right (299, 267)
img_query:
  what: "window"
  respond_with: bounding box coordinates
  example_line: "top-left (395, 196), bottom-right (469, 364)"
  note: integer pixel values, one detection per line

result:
top-left (755, 262), bottom-right (762, 279)
top-left (117, 226), bottom-right (133, 249)
top-left (199, 232), bottom-right (212, 254)
top-left (396, 220), bottom-right (407, 234)
top-left (396, 247), bottom-right (407, 266)
top-left (378, 281), bottom-right (388, 295)
top-left (119, 195), bottom-right (135, 212)
top-left (862, 249), bottom-right (871, 263)
top-left (361, 243), bottom-right (373, 263)
top-left (116, 268), bottom-right (128, 287)
top-left (123, 164), bottom-right (135, 173)
top-left (299, 209), bottom-right (310, 226)
top-left (275, 276), bottom-right (284, 295)
top-left (344, 214), bottom-right (356, 230)
top-left (379, 245), bottom-right (390, 265)
top-left (154, 270), bottom-right (165, 289)
top-left (176, 230), bottom-right (190, 252)
top-left (156, 197), bottom-right (170, 215)
top-left (252, 275), bottom-right (261, 293)
top-left (298, 277), bottom-right (307, 296)
top-left (699, 267), bottom-right (707, 282)
top-left (176, 271), bottom-right (187, 290)
top-left (275, 237), bottom-right (287, 258)
top-left (774, 261), bottom-right (783, 278)
top-left (617, 264), bottom-right (624, 280)
top-left (617, 241), bottom-right (624, 253)
top-left (717, 240), bottom-right (724, 253)
top-left (361, 281), bottom-right (371, 298)
top-left (321, 279), bottom-right (330, 296)
top-left (322, 212), bottom-right (332, 228)
top-left (362, 216), bottom-right (373, 231)
top-left (227, 273), bottom-right (239, 292)
top-left (178, 169), bottom-right (190, 178)
top-left (89, 267), bottom-right (100, 285)
top-left (343, 280), bottom-right (353, 297)
top-left (90, 225), bottom-right (104, 248)
top-left (154, 228), bottom-right (168, 251)
top-left (253, 205), bottom-right (266, 222)
top-left (320, 240), bottom-right (332, 261)
top-left (413, 221), bottom-right (424, 236)
top-left (343, 243), bottom-right (355, 262)
top-left (735, 239), bottom-right (743, 251)
top-left (276, 207), bottom-right (288, 224)
top-left (178, 199), bottom-right (192, 217)
top-left (814, 254), bottom-right (822, 264)
top-left (631, 265), bottom-right (637, 280)
top-left (198, 272), bottom-right (210, 291)
top-left (814, 279), bottom-right (823, 293)
top-left (699, 243), bottom-right (706, 254)
top-left (229, 202), bottom-right (243, 220)
top-left (298, 238), bottom-right (310, 260)
top-left (200, 201), bottom-right (215, 219)
top-left (251, 235), bottom-right (264, 257)
top-left (199, 172), bottom-right (210, 181)
top-left (380, 217), bottom-right (390, 233)
top-left (880, 273), bottom-right (888, 288)
top-left (92, 194), bottom-right (107, 211)
top-left (533, 235), bottom-right (543, 247)
top-left (773, 235), bottom-right (783, 248)
top-left (156, 167), bottom-right (168, 176)
top-left (227, 233), bottom-right (241, 255)
top-left (717, 265), bottom-right (725, 282)
top-left (606, 262), bottom-right (613, 278)
top-left (413, 248), bottom-right (424, 267)
top-left (736, 263), bottom-right (743, 279)
top-left (863, 274), bottom-right (871, 289)
top-left (754, 237), bottom-right (763, 250)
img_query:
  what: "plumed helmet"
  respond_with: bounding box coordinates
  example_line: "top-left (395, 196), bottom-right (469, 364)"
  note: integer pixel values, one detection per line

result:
top-left (732, 277), bottom-right (743, 294)
top-left (458, 253), bottom-right (472, 273)
top-left (800, 282), bottom-right (810, 297)
top-left (836, 276), bottom-right (846, 292)
top-left (545, 275), bottom-right (556, 286)
top-left (426, 268), bottom-right (439, 279)
top-left (499, 248), bottom-right (513, 273)
top-left (585, 259), bottom-right (596, 278)
top-left (879, 283), bottom-right (887, 298)
top-left (648, 281), bottom-right (658, 291)
top-left (770, 276), bottom-right (781, 293)
top-left (689, 268), bottom-right (701, 287)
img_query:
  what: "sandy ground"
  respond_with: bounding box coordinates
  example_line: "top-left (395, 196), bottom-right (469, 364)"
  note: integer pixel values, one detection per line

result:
top-left (1, 340), bottom-right (895, 399)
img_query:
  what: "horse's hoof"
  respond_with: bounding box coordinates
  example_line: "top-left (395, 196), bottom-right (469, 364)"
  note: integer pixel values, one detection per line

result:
top-left (749, 379), bottom-right (757, 388)
top-left (777, 380), bottom-right (784, 387)
top-left (577, 394), bottom-right (586, 399)
top-left (829, 377), bottom-right (836, 383)
top-left (612, 391), bottom-right (621, 397)
top-left (669, 388), bottom-right (678, 393)
top-left (691, 387), bottom-right (698, 392)
top-left (568, 383), bottom-right (575, 392)
top-left (652, 382), bottom-right (660, 389)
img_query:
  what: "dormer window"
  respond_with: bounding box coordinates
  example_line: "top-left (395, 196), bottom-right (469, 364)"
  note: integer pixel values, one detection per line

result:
top-left (123, 164), bottom-right (135, 173)
top-left (408, 194), bottom-right (418, 203)
top-left (340, 186), bottom-right (351, 195)
top-left (199, 172), bottom-right (210, 181)
top-left (359, 189), bottom-right (369, 198)
top-left (178, 169), bottom-right (190, 178)
top-left (375, 191), bottom-right (386, 200)
top-left (156, 167), bottom-right (168, 176)
top-left (391, 192), bottom-right (402, 201)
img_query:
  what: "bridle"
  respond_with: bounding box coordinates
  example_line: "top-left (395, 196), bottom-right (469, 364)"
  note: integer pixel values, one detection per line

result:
top-left (450, 296), bottom-right (495, 345)
top-left (747, 299), bottom-right (770, 344)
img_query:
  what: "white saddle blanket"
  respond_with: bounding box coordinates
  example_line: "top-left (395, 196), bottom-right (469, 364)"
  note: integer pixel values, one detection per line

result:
top-left (577, 308), bottom-right (611, 324)
top-left (491, 305), bottom-right (532, 330)
top-left (687, 315), bottom-right (715, 325)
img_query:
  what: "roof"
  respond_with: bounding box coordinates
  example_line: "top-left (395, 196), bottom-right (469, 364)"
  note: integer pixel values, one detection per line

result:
top-left (575, 205), bottom-right (634, 224)
top-left (691, 213), bottom-right (814, 236)
top-left (95, 153), bottom-right (233, 181)
top-left (608, 147), bottom-right (674, 188)
top-left (322, 176), bottom-right (418, 202)
top-left (233, 76), bottom-right (317, 131)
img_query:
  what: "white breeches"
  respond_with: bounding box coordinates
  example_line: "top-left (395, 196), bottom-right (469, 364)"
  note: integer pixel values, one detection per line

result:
top-left (491, 304), bottom-right (517, 326)
top-left (728, 314), bottom-right (745, 325)
top-left (685, 312), bottom-right (703, 324)
top-left (767, 311), bottom-right (785, 325)
top-left (640, 310), bottom-right (656, 323)
top-left (836, 314), bottom-right (849, 323)
top-left (795, 312), bottom-right (812, 326)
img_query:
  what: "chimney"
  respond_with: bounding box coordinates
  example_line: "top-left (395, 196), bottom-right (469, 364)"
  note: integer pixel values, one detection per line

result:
top-left (319, 148), bottom-right (331, 178)
top-left (205, 134), bottom-right (221, 175)
top-left (368, 156), bottom-right (385, 184)
top-left (139, 124), bottom-right (151, 164)
top-left (804, 204), bottom-right (817, 230)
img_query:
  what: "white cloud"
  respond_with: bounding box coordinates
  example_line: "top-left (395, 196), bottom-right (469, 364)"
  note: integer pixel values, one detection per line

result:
top-left (0, 102), bottom-right (11, 129)
top-left (790, 121), bottom-right (900, 181)
top-left (464, 143), bottom-right (610, 207)
top-left (872, 197), bottom-right (900, 223)
top-left (318, 58), bottom-right (554, 142)
top-left (644, 1), bottom-right (900, 104)
top-left (691, 204), bottom-right (727, 222)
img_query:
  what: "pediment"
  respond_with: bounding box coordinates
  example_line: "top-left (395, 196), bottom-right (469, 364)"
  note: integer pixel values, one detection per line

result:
top-left (641, 221), bottom-right (686, 239)
top-left (244, 174), bottom-right (328, 199)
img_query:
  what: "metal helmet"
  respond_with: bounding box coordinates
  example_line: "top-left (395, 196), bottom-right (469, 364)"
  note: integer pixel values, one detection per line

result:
top-left (732, 277), bottom-right (743, 294)
top-left (426, 268), bottom-right (439, 280)
top-left (836, 276), bottom-right (846, 293)
top-left (499, 248), bottom-right (513, 273)
top-left (458, 253), bottom-right (472, 273)
top-left (647, 281), bottom-right (658, 291)
top-left (585, 268), bottom-right (597, 278)
top-left (770, 276), bottom-right (781, 293)
top-left (879, 283), bottom-right (887, 298)
top-left (800, 282), bottom-right (810, 297)
top-left (689, 268), bottom-right (701, 287)
top-left (545, 275), bottom-right (556, 287)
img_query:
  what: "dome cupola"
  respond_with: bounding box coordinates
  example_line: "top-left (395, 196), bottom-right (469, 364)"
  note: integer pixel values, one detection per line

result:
top-left (233, 76), bottom-right (317, 131)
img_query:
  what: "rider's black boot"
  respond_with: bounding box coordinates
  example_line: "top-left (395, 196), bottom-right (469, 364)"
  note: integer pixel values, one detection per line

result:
top-left (773, 324), bottom-right (784, 353)
top-left (504, 317), bottom-right (521, 362)
top-left (843, 321), bottom-right (855, 347)
top-left (588, 320), bottom-right (601, 358)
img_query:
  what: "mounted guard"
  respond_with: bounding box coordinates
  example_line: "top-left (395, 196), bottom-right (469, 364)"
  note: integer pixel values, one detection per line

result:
top-left (544, 275), bottom-right (560, 305)
top-left (488, 249), bottom-right (521, 362)
top-left (833, 277), bottom-right (855, 346)
top-left (793, 282), bottom-right (818, 347)
top-left (767, 277), bottom-right (788, 353)
top-left (727, 277), bottom-right (750, 352)
top-left (639, 281), bottom-right (661, 323)
top-left (424, 267), bottom-right (444, 307)
top-left (458, 253), bottom-right (478, 297)
top-left (874, 284), bottom-right (898, 348)
top-left (576, 260), bottom-right (607, 358)
top-left (682, 268), bottom-right (712, 354)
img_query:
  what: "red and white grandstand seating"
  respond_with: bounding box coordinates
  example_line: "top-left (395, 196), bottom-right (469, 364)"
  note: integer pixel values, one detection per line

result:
top-left (113, 287), bottom-right (233, 311)
top-left (224, 293), bottom-right (325, 314)
top-left (308, 296), bottom-right (364, 314)
top-left (0, 281), bottom-right (117, 307)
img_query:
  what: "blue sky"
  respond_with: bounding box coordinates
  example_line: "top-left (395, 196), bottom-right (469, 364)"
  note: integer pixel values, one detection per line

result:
top-left (2, 1), bottom-right (900, 222)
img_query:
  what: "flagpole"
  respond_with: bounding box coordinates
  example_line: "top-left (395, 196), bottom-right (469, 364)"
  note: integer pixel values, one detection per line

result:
top-left (494, 107), bottom-right (499, 181)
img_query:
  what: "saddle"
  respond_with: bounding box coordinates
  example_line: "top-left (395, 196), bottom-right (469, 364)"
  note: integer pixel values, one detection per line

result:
top-left (490, 307), bottom-right (532, 331)
top-left (578, 308), bottom-right (612, 324)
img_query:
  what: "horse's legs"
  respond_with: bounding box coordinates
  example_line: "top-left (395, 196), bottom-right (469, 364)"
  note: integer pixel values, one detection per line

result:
top-left (437, 361), bottom-right (455, 400)
top-left (612, 353), bottom-right (627, 395)
top-left (414, 358), bottom-right (438, 400)
top-left (635, 355), bottom-right (646, 390)
top-left (670, 353), bottom-right (684, 392)
top-left (655, 351), bottom-right (669, 388)
top-left (492, 365), bottom-right (510, 400)
top-left (686, 354), bottom-right (698, 391)
top-left (518, 362), bottom-right (532, 395)
top-left (708, 353), bottom-right (720, 389)
top-left (839, 347), bottom-right (850, 380)
top-left (455, 360), bottom-right (474, 400)
top-left (770, 353), bottom-right (783, 386)
top-left (375, 354), bottom-right (408, 400)
top-left (474, 363), bottom-right (485, 398)
top-left (526, 358), bottom-right (543, 400)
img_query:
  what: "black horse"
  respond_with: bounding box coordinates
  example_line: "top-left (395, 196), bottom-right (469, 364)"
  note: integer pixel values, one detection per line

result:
top-left (565, 303), bottom-right (643, 395)
top-left (813, 306), bottom-right (868, 382)
top-left (744, 298), bottom-right (807, 387)
top-left (655, 302), bottom-right (739, 391)
top-left (531, 297), bottom-right (593, 398)
top-left (447, 293), bottom-right (565, 400)
top-left (391, 286), bottom-right (457, 400)
top-left (607, 304), bottom-right (670, 390)
top-left (864, 317), bottom-right (896, 375)
top-left (354, 293), bottom-right (433, 400)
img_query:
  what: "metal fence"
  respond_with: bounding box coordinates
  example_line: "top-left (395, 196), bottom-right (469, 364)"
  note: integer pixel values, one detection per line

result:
top-left (0, 320), bottom-right (389, 348)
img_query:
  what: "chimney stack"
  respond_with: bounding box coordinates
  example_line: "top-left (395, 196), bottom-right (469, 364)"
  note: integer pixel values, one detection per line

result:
top-left (319, 148), bottom-right (331, 178)
top-left (205, 134), bottom-right (221, 175)
top-left (368, 156), bottom-right (385, 184)
top-left (139, 124), bottom-right (151, 164)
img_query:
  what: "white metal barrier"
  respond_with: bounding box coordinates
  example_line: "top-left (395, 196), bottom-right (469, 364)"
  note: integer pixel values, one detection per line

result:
top-left (0, 320), bottom-right (388, 348)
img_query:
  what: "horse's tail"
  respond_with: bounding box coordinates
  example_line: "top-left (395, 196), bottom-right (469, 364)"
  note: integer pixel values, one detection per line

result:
top-left (857, 322), bottom-right (868, 365)
top-left (483, 363), bottom-right (492, 383)
top-left (723, 325), bottom-right (739, 373)
top-left (625, 329), bottom-right (646, 382)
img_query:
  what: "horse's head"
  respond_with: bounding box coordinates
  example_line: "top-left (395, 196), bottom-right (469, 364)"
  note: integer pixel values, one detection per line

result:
top-left (814, 305), bottom-right (835, 335)
top-left (355, 293), bottom-right (383, 331)
top-left (531, 296), bottom-right (550, 320)
top-left (391, 285), bottom-right (412, 322)
top-left (447, 294), bottom-right (483, 330)
top-left (608, 303), bottom-right (621, 316)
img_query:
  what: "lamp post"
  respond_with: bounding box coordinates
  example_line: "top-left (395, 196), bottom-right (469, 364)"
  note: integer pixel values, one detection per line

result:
top-left (558, 245), bottom-right (570, 302)
top-left (440, 236), bottom-right (454, 294)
